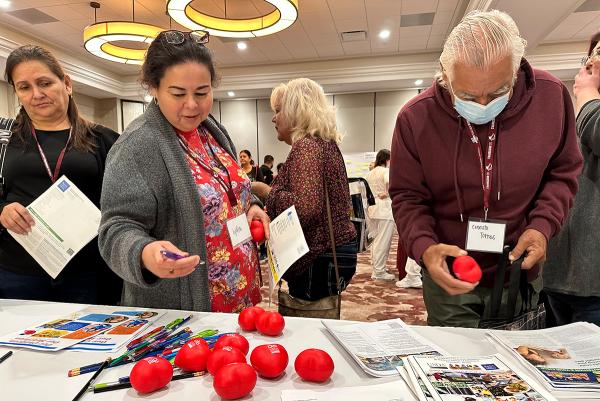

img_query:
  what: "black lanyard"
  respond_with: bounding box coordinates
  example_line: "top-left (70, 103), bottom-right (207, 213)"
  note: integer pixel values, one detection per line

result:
top-left (176, 129), bottom-right (238, 206)
top-left (32, 127), bottom-right (72, 183)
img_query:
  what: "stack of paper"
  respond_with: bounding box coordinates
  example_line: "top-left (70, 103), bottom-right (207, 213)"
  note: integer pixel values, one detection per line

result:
top-left (401, 354), bottom-right (558, 401)
top-left (487, 322), bottom-right (600, 399)
top-left (0, 307), bottom-right (162, 352)
top-left (322, 318), bottom-right (446, 377)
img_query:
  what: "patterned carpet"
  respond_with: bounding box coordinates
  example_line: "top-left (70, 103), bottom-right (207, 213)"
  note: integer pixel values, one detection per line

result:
top-left (257, 235), bottom-right (427, 325)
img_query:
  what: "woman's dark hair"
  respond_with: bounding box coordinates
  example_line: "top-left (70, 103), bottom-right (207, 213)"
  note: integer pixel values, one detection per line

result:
top-left (141, 31), bottom-right (218, 90)
top-left (374, 149), bottom-right (391, 168)
top-left (588, 31), bottom-right (600, 56)
top-left (276, 162), bottom-right (284, 172)
top-left (240, 149), bottom-right (254, 165)
top-left (5, 45), bottom-right (96, 152)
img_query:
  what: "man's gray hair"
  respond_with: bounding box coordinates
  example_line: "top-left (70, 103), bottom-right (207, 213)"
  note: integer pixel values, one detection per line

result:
top-left (436, 9), bottom-right (527, 87)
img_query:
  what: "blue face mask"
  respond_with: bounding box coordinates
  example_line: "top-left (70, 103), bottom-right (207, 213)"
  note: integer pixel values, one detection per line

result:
top-left (450, 84), bottom-right (510, 125)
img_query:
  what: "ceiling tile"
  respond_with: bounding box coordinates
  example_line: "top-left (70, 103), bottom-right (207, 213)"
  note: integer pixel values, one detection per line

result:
top-left (400, 12), bottom-right (435, 27)
top-left (402, 0), bottom-right (438, 14)
top-left (433, 10), bottom-right (454, 25)
top-left (437, 0), bottom-right (459, 12)
top-left (366, 0), bottom-right (402, 17)
top-left (399, 25), bottom-right (432, 38)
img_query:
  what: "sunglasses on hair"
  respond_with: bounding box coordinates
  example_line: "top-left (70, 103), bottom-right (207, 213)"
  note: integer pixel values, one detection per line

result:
top-left (161, 30), bottom-right (209, 46)
top-left (581, 47), bottom-right (600, 67)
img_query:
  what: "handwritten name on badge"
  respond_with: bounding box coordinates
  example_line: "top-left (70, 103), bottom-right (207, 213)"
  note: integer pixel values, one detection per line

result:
top-left (466, 219), bottom-right (506, 253)
top-left (226, 214), bottom-right (251, 248)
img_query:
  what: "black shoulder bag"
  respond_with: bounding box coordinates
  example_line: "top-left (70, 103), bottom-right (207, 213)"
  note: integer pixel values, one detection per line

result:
top-left (0, 118), bottom-right (14, 199)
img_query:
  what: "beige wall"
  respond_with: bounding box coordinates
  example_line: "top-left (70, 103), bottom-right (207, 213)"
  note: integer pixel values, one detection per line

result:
top-left (0, 81), bottom-right (19, 118)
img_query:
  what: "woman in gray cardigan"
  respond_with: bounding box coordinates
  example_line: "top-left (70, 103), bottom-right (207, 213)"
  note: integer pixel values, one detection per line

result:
top-left (99, 31), bottom-right (269, 312)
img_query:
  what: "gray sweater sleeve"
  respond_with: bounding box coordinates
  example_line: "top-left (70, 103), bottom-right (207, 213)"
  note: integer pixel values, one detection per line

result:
top-left (577, 99), bottom-right (600, 157)
top-left (98, 142), bottom-right (159, 288)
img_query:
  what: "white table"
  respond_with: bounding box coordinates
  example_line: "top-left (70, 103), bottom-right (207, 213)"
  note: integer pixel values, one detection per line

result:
top-left (0, 299), bottom-right (556, 400)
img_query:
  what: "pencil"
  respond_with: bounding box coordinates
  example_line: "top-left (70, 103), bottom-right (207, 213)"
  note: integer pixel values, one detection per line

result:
top-left (0, 350), bottom-right (13, 364)
top-left (71, 357), bottom-right (111, 401)
top-left (91, 371), bottom-right (205, 393)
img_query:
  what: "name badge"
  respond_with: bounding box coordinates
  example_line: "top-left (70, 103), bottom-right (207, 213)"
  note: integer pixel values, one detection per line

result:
top-left (465, 218), bottom-right (506, 253)
top-left (226, 214), bottom-right (252, 248)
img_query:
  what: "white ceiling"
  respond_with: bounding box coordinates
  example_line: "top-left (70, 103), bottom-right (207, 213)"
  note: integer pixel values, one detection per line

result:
top-left (0, 0), bottom-right (596, 99)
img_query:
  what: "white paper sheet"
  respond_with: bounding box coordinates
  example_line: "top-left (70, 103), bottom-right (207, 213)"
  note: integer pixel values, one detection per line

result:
top-left (281, 379), bottom-right (414, 401)
top-left (8, 175), bottom-right (101, 278)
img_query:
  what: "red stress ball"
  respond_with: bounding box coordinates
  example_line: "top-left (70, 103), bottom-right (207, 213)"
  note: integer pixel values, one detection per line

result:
top-left (255, 311), bottom-right (285, 336)
top-left (250, 220), bottom-right (265, 243)
top-left (213, 363), bottom-right (257, 400)
top-left (129, 356), bottom-right (173, 394)
top-left (294, 349), bottom-right (334, 383)
top-left (250, 344), bottom-right (289, 378)
top-left (214, 334), bottom-right (250, 356)
top-left (238, 306), bottom-right (266, 331)
top-left (452, 255), bottom-right (482, 283)
top-left (207, 346), bottom-right (246, 376)
top-left (174, 338), bottom-right (211, 372)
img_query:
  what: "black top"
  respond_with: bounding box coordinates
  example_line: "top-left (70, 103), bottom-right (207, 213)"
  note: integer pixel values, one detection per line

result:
top-left (0, 125), bottom-right (120, 294)
top-left (260, 164), bottom-right (274, 185)
top-left (245, 165), bottom-right (265, 183)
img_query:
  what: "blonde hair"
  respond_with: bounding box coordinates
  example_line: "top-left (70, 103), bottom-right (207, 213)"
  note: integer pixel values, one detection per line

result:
top-left (271, 78), bottom-right (342, 144)
top-left (436, 9), bottom-right (526, 87)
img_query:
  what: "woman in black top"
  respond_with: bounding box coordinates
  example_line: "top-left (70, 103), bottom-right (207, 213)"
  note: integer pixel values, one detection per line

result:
top-left (239, 149), bottom-right (264, 182)
top-left (0, 45), bottom-right (122, 304)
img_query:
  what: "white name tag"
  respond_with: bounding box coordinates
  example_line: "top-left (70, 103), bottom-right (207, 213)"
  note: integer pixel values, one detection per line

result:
top-left (226, 214), bottom-right (252, 248)
top-left (465, 219), bottom-right (506, 253)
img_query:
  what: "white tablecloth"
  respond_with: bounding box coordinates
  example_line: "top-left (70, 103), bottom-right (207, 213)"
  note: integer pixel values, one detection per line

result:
top-left (0, 299), bottom-right (561, 400)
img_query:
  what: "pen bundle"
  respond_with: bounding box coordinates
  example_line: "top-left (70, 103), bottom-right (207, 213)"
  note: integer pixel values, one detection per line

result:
top-left (68, 315), bottom-right (221, 377)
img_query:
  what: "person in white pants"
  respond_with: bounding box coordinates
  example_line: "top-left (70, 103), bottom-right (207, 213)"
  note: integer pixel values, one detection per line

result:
top-left (366, 150), bottom-right (396, 281)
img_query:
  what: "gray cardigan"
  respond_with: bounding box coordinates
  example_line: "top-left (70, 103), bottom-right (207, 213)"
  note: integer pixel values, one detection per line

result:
top-left (544, 99), bottom-right (600, 297)
top-left (99, 101), bottom-right (238, 311)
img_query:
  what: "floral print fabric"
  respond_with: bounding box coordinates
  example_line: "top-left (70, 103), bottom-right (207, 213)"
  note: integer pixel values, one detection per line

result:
top-left (177, 127), bottom-right (261, 312)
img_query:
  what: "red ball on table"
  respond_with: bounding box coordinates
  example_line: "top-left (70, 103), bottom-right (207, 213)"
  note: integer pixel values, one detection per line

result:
top-left (213, 362), bottom-right (257, 400)
top-left (207, 346), bottom-right (246, 376)
top-left (174, 338), bottom-right (211, 372)
top-left (238, 306), bottom-right (265, 331)
top-left (250, 344), bottom-right (289, 378)
top-left (129, 356), bottom-right (173, 394)
top-left (214, 333), bottom-right (250, 356)
top-left (255, 311), bottom-right (285, 336)
top-left (294, 349), bottom-right (334, 383)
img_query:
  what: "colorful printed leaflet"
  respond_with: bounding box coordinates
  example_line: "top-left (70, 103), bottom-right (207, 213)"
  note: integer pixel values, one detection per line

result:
top-left (0, 308), bottom-right (159, 351)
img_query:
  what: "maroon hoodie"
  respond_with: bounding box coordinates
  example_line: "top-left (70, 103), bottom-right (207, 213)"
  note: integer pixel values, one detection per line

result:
top-left (389, 59), bottom-right (583, 285)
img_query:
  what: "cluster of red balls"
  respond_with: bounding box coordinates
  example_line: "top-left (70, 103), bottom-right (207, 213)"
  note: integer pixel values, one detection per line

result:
top-left (128, 307), bottom-right (334, 400)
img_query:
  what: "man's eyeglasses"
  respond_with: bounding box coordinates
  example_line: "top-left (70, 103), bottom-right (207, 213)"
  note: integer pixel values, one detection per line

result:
top-left (160, 30), bottom-right (209, 47)
top-left (581, 47), bottom-right (600, 66)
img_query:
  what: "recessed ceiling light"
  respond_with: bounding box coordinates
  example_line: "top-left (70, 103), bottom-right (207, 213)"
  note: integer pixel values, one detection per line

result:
top-left (0, 1), bottom-right (11, 8)
top-left (378, 29), bottom-right (390, 40)
top-left (227, 91), bottom-right (235, 97)
top-left (414, 79), bottom-right (424, 86)
top-left (237, 41), bottom-right (247, 50)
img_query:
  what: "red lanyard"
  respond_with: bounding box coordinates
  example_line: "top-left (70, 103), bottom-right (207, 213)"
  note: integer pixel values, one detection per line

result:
top-left (464, 119), bottom-right (497, 221)
top-left (31, 127), bottom-right (72, 183)
top-left (176, 129), bottom-right (238, 206)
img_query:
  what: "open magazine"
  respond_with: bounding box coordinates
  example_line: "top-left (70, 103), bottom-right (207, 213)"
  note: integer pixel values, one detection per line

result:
top-left (322, 318), bottom-right (446, 377)
top-left (487, 322), bottom-right (600, 396)
top-left (404, 354), bottom-right (558, 401)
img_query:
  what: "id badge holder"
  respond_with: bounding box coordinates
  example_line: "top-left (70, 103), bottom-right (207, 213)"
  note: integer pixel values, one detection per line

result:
top-left (226, 213), bottom-right (252, 248)
top-left (465, 217), bottom-right (507, 254)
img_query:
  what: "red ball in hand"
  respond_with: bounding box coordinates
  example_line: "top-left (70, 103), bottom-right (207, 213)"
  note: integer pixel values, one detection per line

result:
top-left (214, 334), bottom-right (250, 356)
top-left (207, 346), bottom-right (246, 376)
top-left (250, 344), bottom-right (289, 378)
top-left (129, 356), bottom-right (173, 394)
top-left (213, 362), bottom-right (257, 400)
top-left (250, 220), bottom-right (265, 243)
top-left (238, 306), bottom-right (265, 331)
top-left (255, 311), bottom-right (285, 336)
top-left (294, 349), bottom-right (334, 383)
top-left (174, 338), bottom-right (211, 372)
top-left (452, 255), bottom-right (482, 283)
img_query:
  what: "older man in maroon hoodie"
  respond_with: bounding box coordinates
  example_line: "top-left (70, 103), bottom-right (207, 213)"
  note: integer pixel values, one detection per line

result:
top-left (389, 10), bottom-right (583, 327)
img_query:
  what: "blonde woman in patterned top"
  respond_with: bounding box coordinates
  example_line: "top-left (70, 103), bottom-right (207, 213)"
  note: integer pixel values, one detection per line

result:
top-left (267, 78), bottom-right (357, 304)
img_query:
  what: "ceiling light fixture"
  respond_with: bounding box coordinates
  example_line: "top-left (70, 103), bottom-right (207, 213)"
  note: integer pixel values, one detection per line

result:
top-left (83, 1), bottom-right (164, 64)
top-left (378, 29), bottom-right (391, 39)
top-left (237, 41), bottom-right (247, 50)
top-left (414, 79), bottom-right (424, 86)
top-left (166, 0), bottom-right (298, 38)
top-left (0, 1), bottom-right (11, 9)
top-left (227, 91), bottom-right (236, 97)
